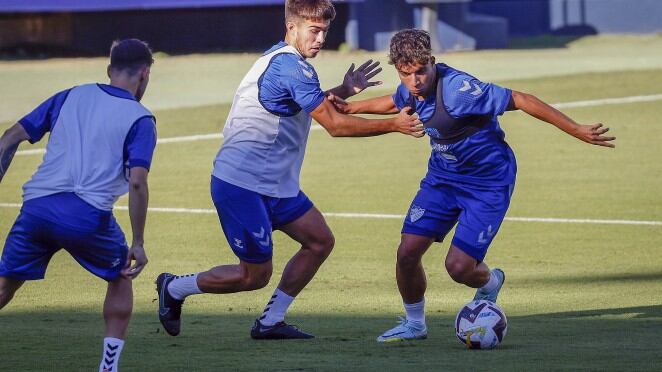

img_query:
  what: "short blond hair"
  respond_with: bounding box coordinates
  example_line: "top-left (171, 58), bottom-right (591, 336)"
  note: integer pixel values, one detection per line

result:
top-left (285, 0), bottom-right (336, 22)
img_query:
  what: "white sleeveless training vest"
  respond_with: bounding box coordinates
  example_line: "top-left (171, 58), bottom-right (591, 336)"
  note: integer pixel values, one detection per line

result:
top-left (213, 44), bottom-right (313, 198)
top-left (22, 84), bottom-right (153, 211)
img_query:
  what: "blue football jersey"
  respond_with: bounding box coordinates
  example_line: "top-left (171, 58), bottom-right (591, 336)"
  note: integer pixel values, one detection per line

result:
top-left (393, 64), bottom-right (516, 187)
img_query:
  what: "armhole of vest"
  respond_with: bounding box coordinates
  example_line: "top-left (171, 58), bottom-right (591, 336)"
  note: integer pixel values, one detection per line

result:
top-left (257, 52), bottom-right (302, 118)
top-left (49, 88), bottom-right (74, 133)
top-left (123, 114), bottom-right (155, 162)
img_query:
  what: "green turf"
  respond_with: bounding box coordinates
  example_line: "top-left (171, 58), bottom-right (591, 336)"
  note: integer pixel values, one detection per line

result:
top-left (1, 41), bottom-right (662, 371)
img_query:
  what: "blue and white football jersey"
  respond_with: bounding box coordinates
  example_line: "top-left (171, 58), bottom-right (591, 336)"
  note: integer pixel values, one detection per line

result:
top-left (213, 42), bottom-right (325, 198)
top-left (393, 64), bottom-right (516, 187)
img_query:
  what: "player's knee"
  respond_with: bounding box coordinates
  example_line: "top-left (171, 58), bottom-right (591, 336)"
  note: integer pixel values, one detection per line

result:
top-left (309, 233), bottom-right (335, 259)
top-left (445, 257), bottom-right (471, 284)
top-left (397, 245), bottom-right (423, 271)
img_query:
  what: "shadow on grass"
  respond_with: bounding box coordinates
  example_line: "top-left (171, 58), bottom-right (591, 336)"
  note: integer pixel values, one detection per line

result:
top-left (1, 305), bottom-right (660, 371)
top-left (520, 271), bottom-right (662, 285)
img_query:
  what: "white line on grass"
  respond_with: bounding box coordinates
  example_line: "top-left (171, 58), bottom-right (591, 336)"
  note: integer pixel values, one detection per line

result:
top-left (14, 93), bottom-right (662, 157)
top-left (15, 126), bottom-right (325, 156)
top-left (0, 203), bottom-right (660, 226)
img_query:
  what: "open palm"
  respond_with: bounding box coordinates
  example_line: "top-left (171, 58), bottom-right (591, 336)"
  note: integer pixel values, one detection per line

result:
top-left (343, 59), bottom-right (383, 96)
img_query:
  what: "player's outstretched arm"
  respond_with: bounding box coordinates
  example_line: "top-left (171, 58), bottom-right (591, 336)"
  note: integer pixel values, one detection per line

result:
top-left (311, 97), bottom-right (424, 138)
top-left (0, 124), bottom-right (30, 184)
top-left (327, 94), bottom-right (399, 115)
top-left (510, 90), bottom-right (616, 148)
top-left (124, 166), bottom-right (149, 279)
top-left (326, 59), bottom-right (383, 99)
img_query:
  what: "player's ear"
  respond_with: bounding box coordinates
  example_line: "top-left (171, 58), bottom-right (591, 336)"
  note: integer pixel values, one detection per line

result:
top-left (107, 65), bottom-right (112, 79)
top-left (430, 56), bottom-right (436, 65)
top-left (140, 66), bottom-right (150, 82)
top-left (286, 19), bottom-right (297, 36)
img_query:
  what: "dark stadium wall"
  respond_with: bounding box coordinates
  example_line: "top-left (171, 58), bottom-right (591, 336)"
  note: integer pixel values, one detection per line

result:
top-left (71, 5), bottom-right (348, 55)
top-left (0, 5), bottom-right (349, 56)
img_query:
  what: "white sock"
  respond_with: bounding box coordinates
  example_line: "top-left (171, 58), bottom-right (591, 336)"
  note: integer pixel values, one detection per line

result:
top-left (480, 269), bottom-right (500, 292)
top-left (259, 288), bottom-right (294, 326)
top-left (404, 299), bottom-right (426, 325)
top-left (99, 337), bottom-right (124, 372)
top-left (167, 273), bottom-right (203, 300)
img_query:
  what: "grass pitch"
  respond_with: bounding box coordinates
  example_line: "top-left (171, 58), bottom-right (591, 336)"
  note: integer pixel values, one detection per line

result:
top-left (1, 36), bottom-right (661, 371)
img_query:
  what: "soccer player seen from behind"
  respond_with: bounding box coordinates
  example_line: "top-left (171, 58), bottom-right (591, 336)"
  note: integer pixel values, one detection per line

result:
top-left (156, 0), bottom-right (424, 340)
top-left (327, 29), bottom-right (615, 342)
top-left (0, 39), bottom-right (157, 371)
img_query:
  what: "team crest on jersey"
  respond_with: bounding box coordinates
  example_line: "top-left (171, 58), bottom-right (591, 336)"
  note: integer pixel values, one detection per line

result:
top-left (409, 205), bottom-right (425, 223)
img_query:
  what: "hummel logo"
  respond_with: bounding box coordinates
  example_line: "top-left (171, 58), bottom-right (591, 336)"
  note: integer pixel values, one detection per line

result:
top-left (234, 238), bottom-right (244, 250)
top-left (477, 225), bottom-right (495, 243)
top-left (110, 258), bottom-right (121, 268)
top-left (298, 60), bottom-right (314, 79)
top-left (252, 227), bottom-right (270, 246)
top-left (459, 80), bottom-right (483, 96)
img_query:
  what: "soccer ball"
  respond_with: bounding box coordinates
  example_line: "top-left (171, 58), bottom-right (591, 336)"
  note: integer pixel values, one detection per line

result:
top-left (455, 300), bottom-right (507, 349)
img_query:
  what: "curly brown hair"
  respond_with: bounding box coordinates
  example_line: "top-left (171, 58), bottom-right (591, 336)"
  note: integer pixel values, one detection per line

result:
top-left (388, 29), bottom-right (433, 68)
top-left (285, 0), bottom-right (336, 22)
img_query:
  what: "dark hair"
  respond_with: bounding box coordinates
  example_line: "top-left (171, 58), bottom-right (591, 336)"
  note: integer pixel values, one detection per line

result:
top-left (285, 0), bottom-right (336, 22)
top-left (388, 29), bottom-right (433, 68)
top-left (109, 39), bottom-right (154, 74)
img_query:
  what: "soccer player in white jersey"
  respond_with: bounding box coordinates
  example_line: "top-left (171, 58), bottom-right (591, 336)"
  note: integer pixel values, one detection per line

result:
top-left (156, 0), bottom-right (424, 339)
top-left (0, 39), bottom-right (156, 371)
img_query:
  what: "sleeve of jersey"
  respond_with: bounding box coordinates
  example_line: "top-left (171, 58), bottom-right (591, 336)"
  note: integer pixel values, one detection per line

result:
top-left (280, 55), bottom-right (325, 113)
top-left (124, 116), bottom-right (157, 171)
top-left (391, 84), bottom-right (409, 111)
top-left (18, 89), bottom-right (71, 144)
top-left (444, 73), bottom-right (512, 118)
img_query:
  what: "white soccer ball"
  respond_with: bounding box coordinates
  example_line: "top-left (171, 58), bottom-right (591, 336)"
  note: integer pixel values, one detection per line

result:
top-left (455, 300), bottom-right (507, 349)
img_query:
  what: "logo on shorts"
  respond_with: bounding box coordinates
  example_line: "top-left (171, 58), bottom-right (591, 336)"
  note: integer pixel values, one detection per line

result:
top-left (252, 227), bottom-right (271, 247)
top-left (234, 238), bottom-right (244, 250)
top-left (409, 205), bottom-right (425, 223)
top-left (477, 225), bottom-right (495, 244)
top-left (110, 258), bottom-right (121, 268)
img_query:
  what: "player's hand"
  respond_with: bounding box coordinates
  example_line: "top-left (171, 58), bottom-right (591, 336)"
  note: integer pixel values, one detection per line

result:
top-left (327, 93), bottom-right (351, 114)
top-left (572, 123), bottom-right (616, 148)
top-left (342, 59), bottom-right (382, 97)
top-left (395, 107), bottom-right (425, 138)
top-left (122, 243), bottom-right (148, 279)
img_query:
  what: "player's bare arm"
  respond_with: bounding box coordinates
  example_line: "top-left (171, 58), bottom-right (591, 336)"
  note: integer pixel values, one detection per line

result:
top-left (509, 90), bottom-right (616, 148)
top-left (326, 59), bottom-right (383, 99)
top-left (0, 123), bottom-right (30, 183)
top-left (327, 94), bottom-right (398, 115)
top-left (311, 97), bottom-right (423, 137)
top-left (124, 166), bottom-right (149, 279)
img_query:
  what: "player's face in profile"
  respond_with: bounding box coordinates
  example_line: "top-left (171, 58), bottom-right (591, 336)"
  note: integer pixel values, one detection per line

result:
top-left (396, 62), bottom-right (436, 98)
top-left (134, 67), bottom-right (150, 102)
top-left (290, 18), bottom-right (330, 58)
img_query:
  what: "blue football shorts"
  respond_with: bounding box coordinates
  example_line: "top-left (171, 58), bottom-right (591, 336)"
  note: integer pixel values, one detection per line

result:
top-left (211, 176), bottom-right (314, 264)
top-left (0, 210), bottom-right (128, 282)
top-left (401, 178), bottom-right (515, 262)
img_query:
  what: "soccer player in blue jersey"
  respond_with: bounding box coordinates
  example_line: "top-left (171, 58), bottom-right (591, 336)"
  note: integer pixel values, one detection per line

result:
top-left (0, 39), bottom-right (156, 371)
top-left (156, 0), bottom-right (423, 340)
top-left (328, 29), bottom-right (615, 342)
